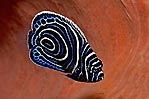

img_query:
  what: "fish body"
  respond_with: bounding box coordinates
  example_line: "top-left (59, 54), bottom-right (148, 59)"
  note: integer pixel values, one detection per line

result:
top-left (28, 11), bottom-right (104, 82)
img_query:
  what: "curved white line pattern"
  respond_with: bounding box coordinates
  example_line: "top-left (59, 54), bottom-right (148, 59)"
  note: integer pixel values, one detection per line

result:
top-left (40, 37), bottom-right (55, 51)
top-left (27, 11), bottom-right (104, 82)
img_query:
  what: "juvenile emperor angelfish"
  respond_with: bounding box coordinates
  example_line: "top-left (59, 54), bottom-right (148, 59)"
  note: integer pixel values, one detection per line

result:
top-left (27, 11), bottom-right (104, 82)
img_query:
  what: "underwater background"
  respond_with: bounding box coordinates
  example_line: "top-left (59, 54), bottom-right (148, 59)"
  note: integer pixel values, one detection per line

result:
top-left (0, 0), bottom-right (148, 99)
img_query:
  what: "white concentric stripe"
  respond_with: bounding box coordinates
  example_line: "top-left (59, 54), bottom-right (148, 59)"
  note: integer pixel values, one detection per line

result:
top-left (96, 71), bottom-right (104, 81)
top-left (31, 22), bottom-right (55, 47)
top-left (85, 52), bottom-right (96, 81)
top-left (40, 36), bottom-right (61, 56)
top-left (29, 47), bottom-right (63, 68)
top-left (88, 57), bottom-right (98, 67)
top-left (81, 44), bottom-right (90, 58)
top-left (31, 11), bottom-right (87, 41)
top-left (40, 37), bottom-right (56, 51)
top-left (37, 47), bottom-right (63, 68)
top-left (90, 64), bottom-right (101, 72)
top-left (87, 57), bottom-right (97, 73)
top-left (78, 72), bottom-right (82, 79)
top-left (38, 28), bottom-right (68, 61)
top-left (94, 65), bottom-right (102, 69)
top-left (92, 60), bottom-right (100, 66)
top-left (31, 10), bottom-right (87, 47)
top-left (32, 13), bottom-right (80, 73)
top-left (35, 21), bottom-right (56, 32)
top-left (55, 18), bottom-right (80, 73)
top-left (80, 43), bottom-right (89, 80)
top-left (91, 60), bottom-right (102, 69)
top-left (91, 73), bottom-right (95, 81)
top-left (90, 66), bottom-right (94, 73)
top-left (54, 19), bottom-right (79, 69)
top-left (30, 34), bottom-right (39, 47)
top-left (91, 71), bottom-right (103, 81)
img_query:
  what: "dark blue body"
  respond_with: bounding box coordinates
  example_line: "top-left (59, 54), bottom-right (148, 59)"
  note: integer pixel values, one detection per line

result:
top-left (28, 11), bottom-right (104, 82)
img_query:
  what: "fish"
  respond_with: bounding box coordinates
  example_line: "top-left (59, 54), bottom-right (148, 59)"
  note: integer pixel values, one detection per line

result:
top-left (27, 11), bottom-right (104, 82)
